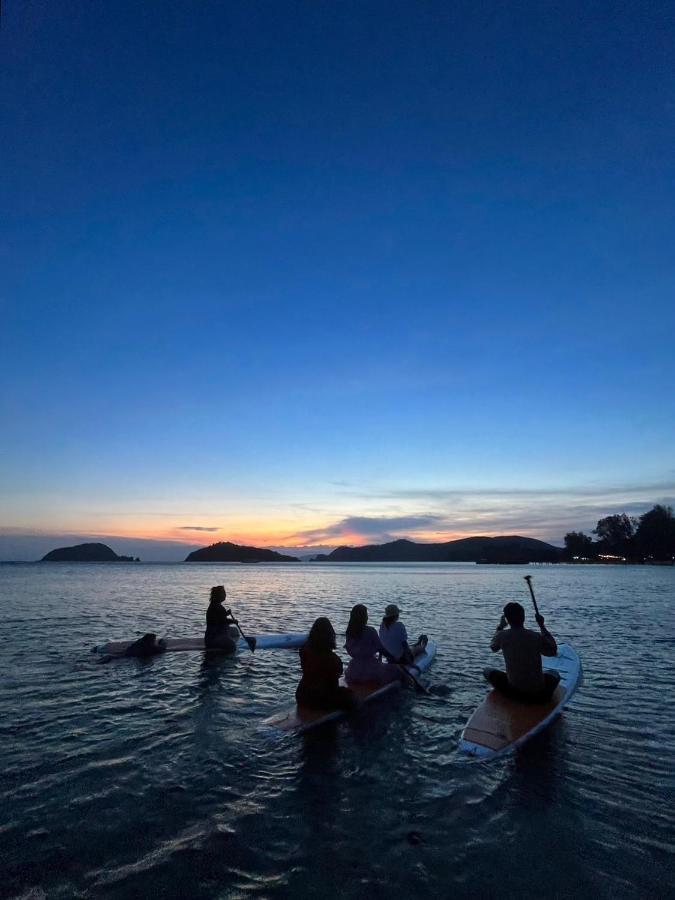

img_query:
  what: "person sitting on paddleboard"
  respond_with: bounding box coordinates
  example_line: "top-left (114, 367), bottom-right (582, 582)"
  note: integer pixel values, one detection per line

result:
top-left (204, 585), bottom-right (239, 652)
top-left (379, 603), bottom-right (428, 665)
top-left (124, 633), bottom-right (167, 658)
top-left (344, 604), bottom-right (402, 685)
top-left (484, 601), bottom-right (560, 702)
top-left (296, 617), bottom-right (355, 711)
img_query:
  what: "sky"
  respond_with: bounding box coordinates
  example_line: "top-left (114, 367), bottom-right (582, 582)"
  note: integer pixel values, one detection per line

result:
top-left (2, 1), bottom-right (674, 560)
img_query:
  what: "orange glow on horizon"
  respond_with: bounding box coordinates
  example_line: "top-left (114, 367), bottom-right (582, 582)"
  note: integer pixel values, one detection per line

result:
top-left (15, 517), bottom-right (515, 549)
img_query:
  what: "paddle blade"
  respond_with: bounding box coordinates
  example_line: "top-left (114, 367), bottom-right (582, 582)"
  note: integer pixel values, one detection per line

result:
top-left (400, 665), bottom-right (428, 694)
top-left (411, 678), bottom-right (428, 695)
top-left (245, 636), bottom-right (257, 652)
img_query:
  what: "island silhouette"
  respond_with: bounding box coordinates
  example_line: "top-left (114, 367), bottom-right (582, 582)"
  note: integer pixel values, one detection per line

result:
top-left (36, 504), bottom-right (674, 565)
top-left (185, 541), bottom-right (299, 562)
top-left (312, 536), bottom-right (561, 563)
top-left (41, 542), bottom-right (139, 562)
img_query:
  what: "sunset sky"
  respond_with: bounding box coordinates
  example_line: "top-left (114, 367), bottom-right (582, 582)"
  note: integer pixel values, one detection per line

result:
top-left (2, 2), bottom-right (674, 560)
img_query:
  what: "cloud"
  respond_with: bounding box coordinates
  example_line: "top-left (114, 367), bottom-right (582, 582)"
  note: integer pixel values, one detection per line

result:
top-left (337, 480), bottom-right (675, 504)
top-left (285, 485), bottom-right (675, 547)
top-left (289, 514), bottom-right (446, 546)
top-left (176, 525), bottom-right (221, 532)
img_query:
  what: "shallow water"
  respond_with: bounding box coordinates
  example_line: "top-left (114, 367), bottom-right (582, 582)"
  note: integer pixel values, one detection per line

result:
top-left (1, 562), bottom-right (673, 899)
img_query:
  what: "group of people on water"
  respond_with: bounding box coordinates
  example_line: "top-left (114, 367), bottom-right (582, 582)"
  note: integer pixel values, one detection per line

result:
top-left (296, 598), bottom-right (560, 711)
top-left (125, 583), bottom-right (561, 710)
top-left (296, 603), bottom-right (429, 711)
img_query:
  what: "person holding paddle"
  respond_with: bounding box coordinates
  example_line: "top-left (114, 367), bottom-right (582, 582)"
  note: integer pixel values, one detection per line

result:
top-left (204, 585), bottom-right (240, 652)
top-left (484, 600), bottom-right (560, 702)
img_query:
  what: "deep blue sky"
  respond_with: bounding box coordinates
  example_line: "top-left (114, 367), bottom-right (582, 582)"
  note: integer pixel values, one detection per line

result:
top-left (2, 1), bottom-right (674, 558)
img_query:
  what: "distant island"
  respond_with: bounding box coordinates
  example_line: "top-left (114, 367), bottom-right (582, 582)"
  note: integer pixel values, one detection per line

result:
top-left (185, 541), bottom-right (299, 563)
top-left (312, 536), bottom-right (561, 563)
top-left (42, 542), bottom-right (139, 562)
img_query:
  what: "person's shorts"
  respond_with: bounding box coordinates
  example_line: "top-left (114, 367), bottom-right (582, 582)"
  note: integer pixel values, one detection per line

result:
top-left (483, 668), bottom-right (560, 703)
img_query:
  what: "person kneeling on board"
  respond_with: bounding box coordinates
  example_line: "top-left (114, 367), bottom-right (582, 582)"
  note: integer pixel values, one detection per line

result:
top-left (345, 604), bottom-right (403, 685)
top-left (484, 602), bottom-right (560, 703)
top-left (204, 585), bottom-right (240, 653)
top-left (379, 603), bottom-right (428, 665)
top-left (124, 633), bottom-right (167, 658)
top-left (296, 617), bottom-right (355, 710)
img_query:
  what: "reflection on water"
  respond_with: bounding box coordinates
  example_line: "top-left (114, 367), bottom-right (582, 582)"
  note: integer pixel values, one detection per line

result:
top-left (1, 562), bottom-right (674, 898)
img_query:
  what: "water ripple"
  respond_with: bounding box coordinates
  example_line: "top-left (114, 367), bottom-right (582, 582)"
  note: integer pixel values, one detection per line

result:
top-left (1, 562), bottom-right (674, 899)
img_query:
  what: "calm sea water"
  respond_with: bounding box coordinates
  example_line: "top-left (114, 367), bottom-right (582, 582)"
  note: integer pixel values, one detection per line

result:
top-left (1, 562), bottom-right (673, 899)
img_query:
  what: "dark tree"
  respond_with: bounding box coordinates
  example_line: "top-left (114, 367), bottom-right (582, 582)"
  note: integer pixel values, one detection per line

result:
top-left (564, 531), bottom-right (595, 560)
top-left (593, 514), bottom-right (637, 555)
top-left (635, 505), bottom-right (675, 560)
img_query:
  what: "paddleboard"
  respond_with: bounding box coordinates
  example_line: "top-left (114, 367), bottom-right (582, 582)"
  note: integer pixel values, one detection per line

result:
top-left (94, 631), bottom-right (308, 656)
top-left (264, 640), bottom-right (437, 735)
top-left (458, 643), bottom-right (581, 760)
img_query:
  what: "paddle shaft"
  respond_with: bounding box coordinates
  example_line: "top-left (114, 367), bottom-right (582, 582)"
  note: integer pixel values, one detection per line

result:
top-left (399, 664), bottom-right (428, 694)
top-left (229, 614), bottom-right (256, 652)
top-left (380, 648), bottom-right (428, 693)
top-left (524, 575), bottom-right (540, 617)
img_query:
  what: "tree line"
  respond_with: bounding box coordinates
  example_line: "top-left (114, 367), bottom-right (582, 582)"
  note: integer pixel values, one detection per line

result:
top-left (564, 504), bottom-right (675, 562)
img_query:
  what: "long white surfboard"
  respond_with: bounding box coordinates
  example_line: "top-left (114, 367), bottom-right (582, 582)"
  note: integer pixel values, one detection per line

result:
top-left (459, 643), bottom-right (582, 760)
top-left (264, 640), bottom-right (437, 735)
top-left (93, 631), bottom-right (308, 656)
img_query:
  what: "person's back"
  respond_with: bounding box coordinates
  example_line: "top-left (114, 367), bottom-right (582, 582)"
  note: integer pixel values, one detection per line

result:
top-left (296, 644), bottom-right (342, 702)
top-left (378, 603), bottom-right (428, 664)
top-left (344, 604), bottom-right (401, 686)
top-left (492, 626), bottom-right (547, 693)
top-left (379, 604), bottom-right (412, 662)
top-left (296, 617), bottom-right (354, 710)
top-left (345, 624), bottom-right (381, 661)
top-left (205, 601), bottom-right (230, 631)
top-left (486, 601), bottom-right (559, 701)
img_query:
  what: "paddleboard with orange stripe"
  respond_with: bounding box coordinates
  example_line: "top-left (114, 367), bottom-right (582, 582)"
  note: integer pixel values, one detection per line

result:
top-left (264, 640), bottom-right (436, 735)
top-left (459, 643), bottom-right (581, 760)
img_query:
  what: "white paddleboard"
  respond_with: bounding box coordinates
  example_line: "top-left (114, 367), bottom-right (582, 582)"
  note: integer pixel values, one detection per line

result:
top-left (459, 643), bottom-right (582, 760)
top-left (94, 631), bottom-right (308, 656)
top-left (264, 640), bottom-right (437, 735)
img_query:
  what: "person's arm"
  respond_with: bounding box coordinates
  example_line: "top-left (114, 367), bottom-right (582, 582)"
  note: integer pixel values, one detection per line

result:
top-left (536, 613), bottom-right (558, 656)
top-left (375, 631), bottom-right (398, 663)
top-left (490, 616), bottom-right (507, 652)
top-left (399, 624), bottom-right (413, 661)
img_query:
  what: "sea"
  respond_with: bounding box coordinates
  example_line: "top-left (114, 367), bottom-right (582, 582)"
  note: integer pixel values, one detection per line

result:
top-left (1, 562), bottom-right (673, 899)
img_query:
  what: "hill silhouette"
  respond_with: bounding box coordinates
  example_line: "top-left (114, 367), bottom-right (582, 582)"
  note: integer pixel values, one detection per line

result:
top-left (42, 542), bottom-right (138, 562)
top-left (185, 541), bottom-right (299, 562)
top-left (317, 536), bottom-right (561, 563)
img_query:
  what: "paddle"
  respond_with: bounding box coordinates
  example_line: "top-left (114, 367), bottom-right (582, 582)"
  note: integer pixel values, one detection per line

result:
top-left (378, 647), bottom-right (428, 693)
top-left (523, 574), bottom-right (541, 617)
top-left (399, 663), bottom-right (429, 694)
top-left (228, 612), bottom-right (256, 652)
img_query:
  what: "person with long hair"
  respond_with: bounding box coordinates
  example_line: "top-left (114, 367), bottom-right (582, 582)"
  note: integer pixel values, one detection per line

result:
top-left (344, 604), bottom-right (402, 685)
top-left (379, 603), bottom-right (428, 665)
top-left (204, 585), bottom-right (239, 652)
top-left (296, 617), bottom-right (355, 710)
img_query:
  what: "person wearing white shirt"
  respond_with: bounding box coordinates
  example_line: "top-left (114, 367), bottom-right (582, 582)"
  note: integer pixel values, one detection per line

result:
top-left (378, 604), bottom-right (427, 665)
